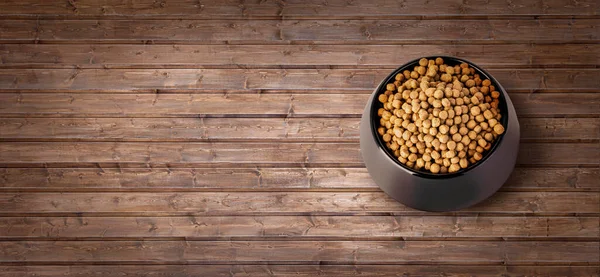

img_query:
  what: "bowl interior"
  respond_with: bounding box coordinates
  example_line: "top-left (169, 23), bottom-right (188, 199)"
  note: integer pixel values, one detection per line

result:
top-left (370, 56), bottom-right (510, 178)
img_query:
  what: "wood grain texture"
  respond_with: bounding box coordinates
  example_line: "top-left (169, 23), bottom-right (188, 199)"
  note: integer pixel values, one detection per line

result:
top-left (0, 1), bottom-right (598, 273)
top-left (0, 118), bottom-right (597, 142)
top-left (1, 19), bottom-right (598, 44)
top-left (0, 241), bottom-right (597, 264)
top-left (1, 265), bottom-right (598, 277)
top-left (0, 142), bottom-right (597, 167)
top-left (1, 94), bottom-right (598, 118)
top-left (1, 44), bottom-right (599, 68)
top-left (1, 69), bottom-right (598, 92)
top-left (0, 0), bottom-right (597, 19)
top-left (1, 167), bottom-right (597, 191)
top-left (0, 192), bottom-right (597, 215)
top-left (0, 216), bottom-right (597, 239)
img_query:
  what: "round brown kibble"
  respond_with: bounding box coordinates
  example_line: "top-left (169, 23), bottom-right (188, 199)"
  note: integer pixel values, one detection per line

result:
top-left (379, 94), bottom-right (389, 103)
top-left (473, 152), bottom-right (483, 161)
top-left (483, 109), bottom-right (493, 120)
top-left (459, 158), bottom-right (468, 169)
top-left (466, 120), bottom-right (477, 129)
top-left (441, 98), bottom-right (451, 107)
top-left (431, 139), bottom-right (441, 149)
top-left (447, 141), bottom-right (457, 150)
top-left (452, 133), bottom-right (462, 142)
top-left (408, 153), bottom-right (418, 162)
top-left (494, 124), bottom-right (505, 135)
top-left (429, 128), bottom-right (438, 136)
top-left (430, 163), bottom-right (441, 174)
top-left (431, 150), bottom-right (441, 160)
top-left (395, 73), bottom-right (405, 81)
top-left (465, 79), bottom-right (475, 88)
top-left (433, 90), bottom-right (444, 99)
top-left (439, 125), bottom-right (449, 135)
top-left (449, 163), bottom-right (460, 173)
top-left (423, 153), bottom-right (432, 162)
top-left (418, 109), bottom-right (428, 120)
top-left (467, 131), bottom-right (477, 140)
top-left (441, 135), bottom-right (454, 145)
top-left (416, 158), bottom-right (425, 168)
top-left (440, 73), bottom-right (452, 82)
top-left (475, 146), bottom-right (484, 154)
top-left (439, 110), bottom-right (449, 120)
top-left (475, 114), bottom-right (485, 123)
top-left (383, 134), bottom-right (391, 142)
top-left (407, 123), bottom-right (417, 132)
top-left (449, 125), bottom-right (458, 134)
top-left (478, 138), bottom-right (487, 148)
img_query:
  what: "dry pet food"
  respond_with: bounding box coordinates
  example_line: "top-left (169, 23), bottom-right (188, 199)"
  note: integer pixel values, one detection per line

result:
top-left (377, 57), bottom-right (505, 174)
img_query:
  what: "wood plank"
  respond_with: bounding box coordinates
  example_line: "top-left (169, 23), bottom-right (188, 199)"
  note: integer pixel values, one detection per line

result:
top-left (0, 93), bottom-right (598, 117)
top-left (0, 142), bottom-right (597, 167)
top-left (0, 0), bottom-right (597, 18)
top-left (1, 168), bottom-right (597, 191)
top-left (1, 19), bottom-right (597, 44)
top-left (1, 69), bottom-right (598, 92)
top-left (0, 192), bottom-right (597, 215)
top-left (0, 241), bottom-right (596, 264)
top-left (0, 20), bottom-right (36, 41)
top-left (0, 216), bottom-right (596, 239)
top-left (0, 118), bottom-right (597, 142)
top-left (1, 44), bottom-right (598, 68)
top-left (1, 265), bottom-right (598, 277)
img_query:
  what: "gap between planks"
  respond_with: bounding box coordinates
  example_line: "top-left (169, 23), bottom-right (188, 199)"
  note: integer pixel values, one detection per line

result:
top-left (0, 261), bottom-right (596, 266)
top-left (1, 15), bottom-right (600, 20)
top-left (0, 188), bottom-right (596, 193)
top-left (0, 164), bottom-right (598, 169)
top-left (0, 237), bottom-right (597, 242)
top-left (2, 40), bottom-right (600, 45)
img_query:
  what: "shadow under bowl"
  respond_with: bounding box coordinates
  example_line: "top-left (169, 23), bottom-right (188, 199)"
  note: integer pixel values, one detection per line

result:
top-left (360, 56), bottom-right (520, 212)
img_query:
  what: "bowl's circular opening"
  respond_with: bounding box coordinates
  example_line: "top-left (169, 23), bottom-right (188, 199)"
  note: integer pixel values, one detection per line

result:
top-left (369, 56), bottom-right (510, 179)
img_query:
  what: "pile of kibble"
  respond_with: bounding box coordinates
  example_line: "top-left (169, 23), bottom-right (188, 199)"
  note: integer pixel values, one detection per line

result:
top-left (377, 57), bottom-right (505, 174)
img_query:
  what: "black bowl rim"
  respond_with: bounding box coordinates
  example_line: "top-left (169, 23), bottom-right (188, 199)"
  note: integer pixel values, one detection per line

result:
top-left (369, 56), bottom-right (510, 179)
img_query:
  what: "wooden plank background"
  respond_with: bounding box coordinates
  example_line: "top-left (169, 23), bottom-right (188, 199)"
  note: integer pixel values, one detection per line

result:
top-left (0, 1), bottom-right (598, 276)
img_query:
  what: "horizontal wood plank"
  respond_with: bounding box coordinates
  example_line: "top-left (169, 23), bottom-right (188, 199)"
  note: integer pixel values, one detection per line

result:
top-left (0, 216), bottom-right (597, 239)
top-left (0, 0), bottom-right (597, 19)
top-left (1, 167), bottom-right (597, 191)
top-left (0, 142), bottom-right (597, 167)
top-left (1, 44), bottom-right (599, 68)
top-left (0, 93), bottom-right (598, 118)
top-left (1, 69), bottom-right (598, 92)
top-left (0, 241), bottom-right (597, 264)
top-left (0, 118), bottom-right (597, 142)
top-left (0, 265), bottom-right (598, 277)
top-left (0, 192), bottom-right (597, 215)
top-left (1, 19), bottom-right (597, 44)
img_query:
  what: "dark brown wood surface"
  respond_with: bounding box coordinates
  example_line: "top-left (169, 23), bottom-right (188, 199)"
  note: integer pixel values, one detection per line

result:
top-left (0, 1), bottom-right (598, 276)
